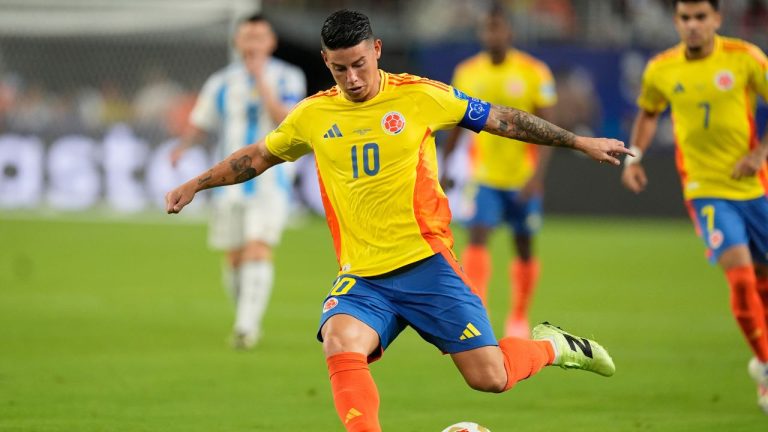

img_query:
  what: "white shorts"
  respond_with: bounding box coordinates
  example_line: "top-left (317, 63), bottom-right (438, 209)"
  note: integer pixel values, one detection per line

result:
top-left (207, 194), bottom-right (290, 250)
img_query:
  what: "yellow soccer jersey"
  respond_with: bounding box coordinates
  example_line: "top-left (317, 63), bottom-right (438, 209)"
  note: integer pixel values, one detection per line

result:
top-left (638, 35), bottom-right (768, 200)
top-left (452, 49), bottom-right (557, 189)
top-left (265, 71), bottom-right (489, 276)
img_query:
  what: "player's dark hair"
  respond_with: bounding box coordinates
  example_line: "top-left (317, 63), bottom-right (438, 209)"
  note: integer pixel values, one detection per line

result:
top-left (672, 0), bottom-right (719, 11)
top-left (488, 1), bottom-right (508, 18)
top-left (321, 9), bottom-right (374, 50)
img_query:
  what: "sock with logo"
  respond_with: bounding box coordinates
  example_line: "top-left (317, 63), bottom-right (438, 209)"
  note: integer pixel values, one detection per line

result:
top-left (498, 337), bottom-right (554, 391)
top-left (463, 245), bottom-right (491, 305)
top-left (726, 266), bottom-right (768, 362)
top-left (327, 352), bottom-right (381, 432)
top-left (510, 258), bottom-right (540, 320)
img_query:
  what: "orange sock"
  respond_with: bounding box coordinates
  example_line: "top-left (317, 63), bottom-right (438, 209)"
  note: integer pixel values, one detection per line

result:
top-left (758, 277), bottom-right (768, 329)
top-left (463, 245), bottom-right (491, 305)
top-left (726, 266), bottom-right (768, 362)
top-left (498, 337), bottom-right (554, 391)
top-left (327, 352), bottom-right (381, 432)
top-left (510, 258), bottom-right (540, 320)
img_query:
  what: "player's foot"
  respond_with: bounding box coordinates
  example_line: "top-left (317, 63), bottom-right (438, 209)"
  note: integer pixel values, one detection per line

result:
top-left (231, 330), bottom-right (260, 351)
top-left (504, 315), bottom-right (530, 339)
top-left (748, 357), bottom-right (768, 414)
top-left (532, 322), bottom-right (615, 377)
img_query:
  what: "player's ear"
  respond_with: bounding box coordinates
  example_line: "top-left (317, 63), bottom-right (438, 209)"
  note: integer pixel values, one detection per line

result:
top-left (320, 48), bottom-right (329, 65)
top-left (713, 11), bottom-right (722, 30)
top-left (373, 39), bottom-right (382, 60)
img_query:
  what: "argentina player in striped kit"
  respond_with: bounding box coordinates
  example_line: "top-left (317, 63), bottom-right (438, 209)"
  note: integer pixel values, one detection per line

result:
top-left (171, 13), bottom-right (306, 349)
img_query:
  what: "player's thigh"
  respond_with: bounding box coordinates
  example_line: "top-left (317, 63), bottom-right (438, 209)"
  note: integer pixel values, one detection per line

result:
top-left (317, 275), bottom-right (406, 363)
top-left (504, 191), bottom-right (543, 236)
top-left (393, 251), bottom-right (497, 355)
top-left (690, 198), bottom-right (748, 264)
top-left (208, 199), bottom-right (244, 251)
top-left (466, 185), bottom-right (505, 229)
top-left (743, 196), bottom-right (768, 266)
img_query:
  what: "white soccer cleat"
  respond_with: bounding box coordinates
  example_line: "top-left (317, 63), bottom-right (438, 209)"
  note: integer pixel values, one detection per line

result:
top-left (231, 330), bottom-right (260, 351)
top-left (748, 357), bottom-right (768, 414)
top-left (532, 322), bottom-right (615, 377)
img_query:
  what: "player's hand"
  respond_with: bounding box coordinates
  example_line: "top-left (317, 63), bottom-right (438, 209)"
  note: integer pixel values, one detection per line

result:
top-left (574, 137), bottom-right (632, 166)
top-left (165, 182), bottom-right (197, 214)
top-left (731, 151), bottom-right (766, 179)
top-left (621, 163), bottom-right (648, 194)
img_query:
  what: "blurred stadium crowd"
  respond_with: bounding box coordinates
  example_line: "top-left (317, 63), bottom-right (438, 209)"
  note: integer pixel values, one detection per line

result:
top-left (0, 0), bottom-right (766, 213)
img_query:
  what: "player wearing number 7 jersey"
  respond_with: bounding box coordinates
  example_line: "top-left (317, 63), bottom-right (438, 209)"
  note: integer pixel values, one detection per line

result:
top-left (167, 10), bottom-right (629, 432)
top-left (622, 0), bottom-right (768, 414)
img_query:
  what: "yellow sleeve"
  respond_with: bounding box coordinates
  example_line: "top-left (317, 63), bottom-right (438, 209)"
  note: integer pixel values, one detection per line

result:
top-left (414, 80), bottom-right (484, 132)
top-left (636, 62), bottom-right (668, 113)
top-left (745, 44), bottom-right (768, 101)
top-left (533, 63), bottom-right (557, 108)
top-left (264, 103), bottom-right (312, 162)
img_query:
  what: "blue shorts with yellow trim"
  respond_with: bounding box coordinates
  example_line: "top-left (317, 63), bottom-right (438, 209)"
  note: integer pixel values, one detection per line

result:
top-left (689, 196), bottom-right (768, 265)
top-left (316, 251), bottom-right (497, 362)
top-left (467, 184), bottom-right (542, 235)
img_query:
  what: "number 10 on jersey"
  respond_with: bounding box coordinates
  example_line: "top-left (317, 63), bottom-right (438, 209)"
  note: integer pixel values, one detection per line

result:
top-left (351, 143), bottom-right (380, 178)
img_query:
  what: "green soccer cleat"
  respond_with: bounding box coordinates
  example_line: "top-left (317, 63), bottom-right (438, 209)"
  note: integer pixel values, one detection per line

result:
top-left (532, 322), bottom-right (616, 377)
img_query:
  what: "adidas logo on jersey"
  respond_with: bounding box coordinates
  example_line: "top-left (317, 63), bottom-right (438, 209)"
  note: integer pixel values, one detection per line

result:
top-left (323, 124), bottom-right (343, 138)
top-left (459, 323), bottom-right (482, 340)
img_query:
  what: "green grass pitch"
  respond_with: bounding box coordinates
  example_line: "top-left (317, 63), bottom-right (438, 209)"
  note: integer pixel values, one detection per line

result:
top-left (0, 213), bottom-right (765, 431)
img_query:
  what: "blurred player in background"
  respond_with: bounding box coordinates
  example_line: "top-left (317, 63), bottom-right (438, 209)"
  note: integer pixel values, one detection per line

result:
top-left (442, 2), bottom-right (558, 338)
top-left (167, 10), bottom-right (628, 431)
top-left (621, 0), bottom-right (768, 413)
top-left (170, 13), bottom-right (306, 349)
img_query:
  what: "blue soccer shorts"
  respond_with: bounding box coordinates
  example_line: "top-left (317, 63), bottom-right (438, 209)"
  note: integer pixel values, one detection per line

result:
top-left (467, 184), bottom-right (542, 235)
top-left (316, 250), bottom-right (498, 363)
top-left (689, 196), bottom-right (768, 265)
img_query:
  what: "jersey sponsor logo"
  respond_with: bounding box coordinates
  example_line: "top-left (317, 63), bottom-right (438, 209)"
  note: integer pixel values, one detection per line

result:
top-left (322, 297), bottom-right (339, 313)
top-left (714, 70), bottom-right (735, 91)
top-left (381, 111), bottom-right (406, 135)
top-left (323, 123), bottom-right (343, 139)
top-left (708, 229), bottom-right (724, 249)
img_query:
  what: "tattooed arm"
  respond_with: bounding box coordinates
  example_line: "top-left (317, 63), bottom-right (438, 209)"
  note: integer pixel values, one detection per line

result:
top-left (165, 140), bottom-right (284, 214)
top-left (483, 104), bottom-right (632, 165)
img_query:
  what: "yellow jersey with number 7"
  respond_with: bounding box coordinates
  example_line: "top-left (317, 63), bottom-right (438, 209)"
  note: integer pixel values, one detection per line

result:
top-left (637, 35), bottom-right (768, 200)
top-left (265, 70), bottom-right (490, 277)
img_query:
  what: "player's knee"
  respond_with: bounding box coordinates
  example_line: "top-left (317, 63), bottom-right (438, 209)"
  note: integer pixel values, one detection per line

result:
top-left (321, 319), bottom-right (378, 358)
top-left (463, 367), bottom-right (508, 393)
top-left (241, 241), bottom-right (272, 261)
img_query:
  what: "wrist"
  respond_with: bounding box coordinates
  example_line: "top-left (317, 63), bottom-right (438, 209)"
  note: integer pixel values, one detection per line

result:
top-left (625, 145), bottom-right (643, 166)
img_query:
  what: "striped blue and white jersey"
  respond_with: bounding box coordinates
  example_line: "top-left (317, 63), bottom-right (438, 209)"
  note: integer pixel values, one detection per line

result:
top-left (190, 57), bottom-right (306, 202)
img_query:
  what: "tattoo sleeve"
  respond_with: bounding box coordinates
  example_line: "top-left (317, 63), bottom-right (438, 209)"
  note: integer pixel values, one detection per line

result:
top-left (193, 141), bottom-right (282, 191)
top-left (483, 104), bottom-right (576, 148)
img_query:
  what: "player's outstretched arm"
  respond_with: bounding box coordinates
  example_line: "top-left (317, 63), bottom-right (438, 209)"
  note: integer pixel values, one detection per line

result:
top-left (165, 140), bottom-right (284, 214)
top-left (482, 104), bottom-right (631, 165)
top-left (621, 110), bottom-right (660, 194)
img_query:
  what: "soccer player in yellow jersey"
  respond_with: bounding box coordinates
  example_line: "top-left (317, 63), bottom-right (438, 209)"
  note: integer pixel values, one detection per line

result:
top-left (443, 3), bottom-right (557, 338)
top-left (622, 0), bottom-right (768, 413)
top-left (167, 10), bottom-right (629, 431)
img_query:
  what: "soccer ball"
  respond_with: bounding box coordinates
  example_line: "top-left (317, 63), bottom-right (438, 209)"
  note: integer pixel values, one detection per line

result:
top-left (441, 422), bottom-right (491, 432)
